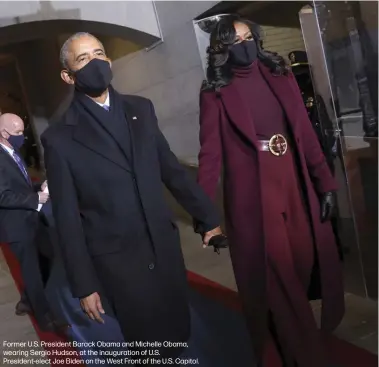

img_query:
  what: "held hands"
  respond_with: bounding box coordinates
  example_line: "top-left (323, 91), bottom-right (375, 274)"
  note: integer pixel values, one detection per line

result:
top-left (320, 191), bottom-right (336, 223)
top-left (202, 226), bottom-right (228, 254)
top-left (202, 226), bottom-right (222, 247)
top-left (80, 292), bottom-right (105, 324)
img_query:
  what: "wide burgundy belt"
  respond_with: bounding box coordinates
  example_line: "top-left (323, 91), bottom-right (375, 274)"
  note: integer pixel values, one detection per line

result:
top-left (257, 134), bottom-right (288, 156)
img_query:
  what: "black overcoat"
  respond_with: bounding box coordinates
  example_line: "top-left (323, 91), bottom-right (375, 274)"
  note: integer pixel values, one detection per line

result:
top-left (41, 92), bottom-right (219, 356)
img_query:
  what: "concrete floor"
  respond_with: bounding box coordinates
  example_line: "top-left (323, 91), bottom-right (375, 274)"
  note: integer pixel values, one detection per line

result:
top-left (0, 221), bottom-right (377, 367)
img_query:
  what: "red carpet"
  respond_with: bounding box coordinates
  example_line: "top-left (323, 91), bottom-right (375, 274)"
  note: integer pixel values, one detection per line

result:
top-left (1, 242), bottom-right (377, 367)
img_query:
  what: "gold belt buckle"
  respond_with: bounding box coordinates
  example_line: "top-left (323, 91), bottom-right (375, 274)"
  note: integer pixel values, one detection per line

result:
top-left (268, 134), bottom-right (288, 156)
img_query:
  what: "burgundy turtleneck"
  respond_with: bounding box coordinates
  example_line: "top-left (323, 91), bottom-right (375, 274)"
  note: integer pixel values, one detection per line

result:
top-left (231, 61), bottom-right (288, 140)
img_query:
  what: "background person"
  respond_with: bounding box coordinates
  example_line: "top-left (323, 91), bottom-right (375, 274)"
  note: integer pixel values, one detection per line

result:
top-left (0, 113), bottom-right (58, 331)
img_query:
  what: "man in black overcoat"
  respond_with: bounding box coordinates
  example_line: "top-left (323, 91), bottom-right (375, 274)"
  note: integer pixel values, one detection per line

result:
top-left (41, 32), bottom-right (224, 361)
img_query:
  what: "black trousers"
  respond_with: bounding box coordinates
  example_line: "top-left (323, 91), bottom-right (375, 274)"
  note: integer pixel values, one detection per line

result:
top-left (8, 235), bottom-right (50, 329)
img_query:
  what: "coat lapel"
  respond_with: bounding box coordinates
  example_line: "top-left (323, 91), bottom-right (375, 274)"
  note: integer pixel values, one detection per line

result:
top-left (219, 83), bottom-right (259, 148)
top-left (258, 62), bottom-right (301, 131)
top-left (0, 146), bottom-right (31, 186)
top-left (70, 104), bottom-right (132, 173)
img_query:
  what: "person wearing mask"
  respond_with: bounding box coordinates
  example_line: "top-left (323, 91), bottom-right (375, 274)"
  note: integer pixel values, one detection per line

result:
top-left (197, 15), bottom-right (344, 367)
top-left (0, 113), bottom-right (55, 330)
top-left (41, 32), bottom-right (226, 362)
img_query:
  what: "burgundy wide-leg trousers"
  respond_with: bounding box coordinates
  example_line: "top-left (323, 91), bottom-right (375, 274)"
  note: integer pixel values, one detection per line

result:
top-left (260, 147), bottom-right (327, 367)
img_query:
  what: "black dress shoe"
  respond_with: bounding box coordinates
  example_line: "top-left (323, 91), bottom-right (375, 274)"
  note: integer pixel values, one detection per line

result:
top-left (15, 300), bottom-right (32, 316)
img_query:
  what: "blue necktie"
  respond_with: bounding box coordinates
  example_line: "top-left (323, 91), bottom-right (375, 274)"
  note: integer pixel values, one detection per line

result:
top-left (103, 105), bottom-right (109, 112)
top-left (12, 151), bottom-right (31, 184)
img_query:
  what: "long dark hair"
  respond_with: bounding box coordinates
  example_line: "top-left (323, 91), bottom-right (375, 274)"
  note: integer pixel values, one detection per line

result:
top-left (204, 15), bottom-right (289, 91)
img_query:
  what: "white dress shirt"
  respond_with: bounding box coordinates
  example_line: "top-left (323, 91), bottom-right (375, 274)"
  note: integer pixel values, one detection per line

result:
top-left (94, 92), bottom-right (110, 109)
top-left (0, 142), bottom-right (15, 160)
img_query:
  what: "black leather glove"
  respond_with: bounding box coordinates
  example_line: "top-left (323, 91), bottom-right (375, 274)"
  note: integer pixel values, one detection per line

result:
top-left (208, 234), bottom-right (228, 255)
top-left (320, 191), bottom-right (336, 223)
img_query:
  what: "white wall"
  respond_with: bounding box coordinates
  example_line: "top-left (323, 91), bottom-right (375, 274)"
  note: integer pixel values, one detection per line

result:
top-left (0, 1), bottom-right (161, 39)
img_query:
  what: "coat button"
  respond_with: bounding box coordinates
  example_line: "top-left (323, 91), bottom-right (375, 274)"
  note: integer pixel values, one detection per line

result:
top-left (148, 263), bottom-right (155, 270)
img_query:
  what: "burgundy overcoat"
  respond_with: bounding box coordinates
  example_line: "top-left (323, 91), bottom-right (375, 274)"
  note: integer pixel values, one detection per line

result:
top-left (197, 61), bottom-right (345, 355)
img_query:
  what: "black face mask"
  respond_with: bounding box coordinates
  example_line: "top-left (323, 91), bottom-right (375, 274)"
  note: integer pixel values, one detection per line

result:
top-left (8, 134), bottom-right (25, 150)
top-left (73, 59), bottom-right (113, 97)
top-left (229, 41), bottom-right (258, 67)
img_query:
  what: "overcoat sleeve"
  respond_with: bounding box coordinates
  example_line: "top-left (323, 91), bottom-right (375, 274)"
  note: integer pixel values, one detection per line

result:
top-left (41, 135), bottom-right (99, 299)
top-left (288, 73), bottom-right (338, 194)
top-left (197, 90), bottom-right (223, 201)
top-left (147, 100), bottom-right (220, 233)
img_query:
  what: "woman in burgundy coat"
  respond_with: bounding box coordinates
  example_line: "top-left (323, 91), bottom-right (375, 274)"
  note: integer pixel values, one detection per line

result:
top-left (197, 15), bottom-right (345, 367)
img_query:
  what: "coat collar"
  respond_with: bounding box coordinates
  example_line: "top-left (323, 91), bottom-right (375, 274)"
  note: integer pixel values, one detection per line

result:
top-left (65, 92), bottom-right (142, 174)
top-left (218, 61), bottom-right (300, 148)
